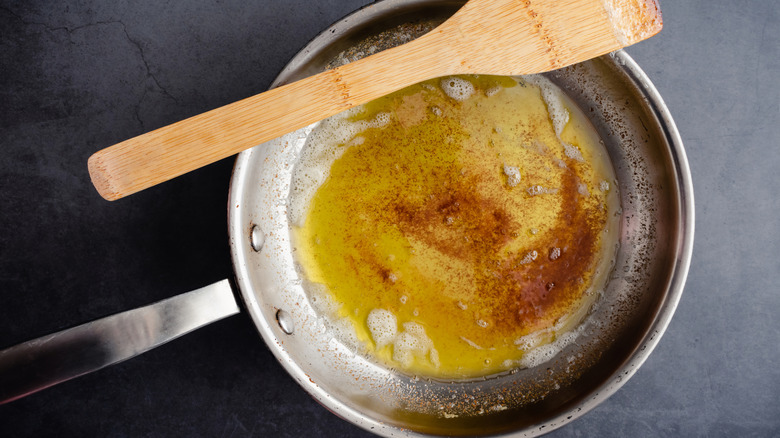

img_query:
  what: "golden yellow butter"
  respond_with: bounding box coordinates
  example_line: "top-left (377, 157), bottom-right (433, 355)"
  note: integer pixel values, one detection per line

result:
top-left (290, 75), bottom-right (619, 378)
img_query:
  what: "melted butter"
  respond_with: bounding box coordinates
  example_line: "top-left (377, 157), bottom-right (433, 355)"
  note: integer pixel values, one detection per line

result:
top-left (291, 75), bottom-right (619, 378)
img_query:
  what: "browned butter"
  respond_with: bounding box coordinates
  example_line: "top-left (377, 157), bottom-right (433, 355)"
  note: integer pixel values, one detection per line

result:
top-left (290, 75), bottom-right (619, 378)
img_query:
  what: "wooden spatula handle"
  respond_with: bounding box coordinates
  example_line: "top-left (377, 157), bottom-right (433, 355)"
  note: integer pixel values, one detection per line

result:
top-left (88, 37), bottom-right (446, 201)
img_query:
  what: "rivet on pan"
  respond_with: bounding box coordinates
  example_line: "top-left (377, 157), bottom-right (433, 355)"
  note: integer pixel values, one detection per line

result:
top-left (250, 224), bottom-right (265, 252)
top-left (276, 309), bottom-right (294, 335)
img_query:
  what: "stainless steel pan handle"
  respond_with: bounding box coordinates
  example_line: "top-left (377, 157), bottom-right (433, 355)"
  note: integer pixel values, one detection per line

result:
top-left (0, 279), bottom-right (239, 404)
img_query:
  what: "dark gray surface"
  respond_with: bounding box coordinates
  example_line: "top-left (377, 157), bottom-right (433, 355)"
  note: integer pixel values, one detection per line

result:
top-left (1, 0), bottom-right (778, 436)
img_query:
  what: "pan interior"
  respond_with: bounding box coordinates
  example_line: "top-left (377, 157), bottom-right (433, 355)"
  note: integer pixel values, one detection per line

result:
top-left (228, 1), bottom-right (691, 436)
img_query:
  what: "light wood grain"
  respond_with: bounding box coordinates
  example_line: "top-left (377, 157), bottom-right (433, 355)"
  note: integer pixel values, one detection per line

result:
top-left (88, 0), bottom-right (661, 201)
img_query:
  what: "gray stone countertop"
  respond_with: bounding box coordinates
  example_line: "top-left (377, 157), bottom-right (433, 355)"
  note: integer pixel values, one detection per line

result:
top-left (1, 1), bottom-right (778, 436)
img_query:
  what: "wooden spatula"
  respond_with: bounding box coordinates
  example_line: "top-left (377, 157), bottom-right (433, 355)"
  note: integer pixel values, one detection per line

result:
top-left (88, 0), bottom-right (661, 201)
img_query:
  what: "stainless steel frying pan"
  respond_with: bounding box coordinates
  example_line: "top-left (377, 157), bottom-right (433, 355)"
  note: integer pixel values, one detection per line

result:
top-left (0, 1), bottom-right (693, 436)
